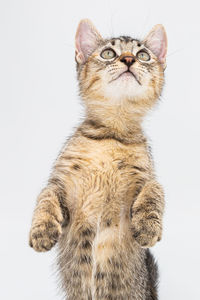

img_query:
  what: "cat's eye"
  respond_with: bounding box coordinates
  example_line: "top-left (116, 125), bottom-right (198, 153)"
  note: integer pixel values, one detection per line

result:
top-left (100, 48), bottom-right (116, 59)
top-left (137, 51), bottom-right (150, 61)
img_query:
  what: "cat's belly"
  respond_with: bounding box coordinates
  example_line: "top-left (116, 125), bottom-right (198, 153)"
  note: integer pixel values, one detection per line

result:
top-left (62, 163), bottom-right (139, 267)
top-left (65, 168), bottom-right (137, 264)
top-left (67, 167), bottom-right (135, 265)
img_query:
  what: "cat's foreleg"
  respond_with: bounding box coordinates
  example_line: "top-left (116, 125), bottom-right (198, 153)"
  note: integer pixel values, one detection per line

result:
top-left (131, 180), bottom-right (164, 248)
top-left (29, 180), bottom-right (69, 252)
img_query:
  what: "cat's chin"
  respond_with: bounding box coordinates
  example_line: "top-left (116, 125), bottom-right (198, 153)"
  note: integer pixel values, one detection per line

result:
top-left (110, 71), bottom-right (140, 85)
top-left (102, 77), bottom-right (146, 103)
top-left (118, 71), bottom-right (140, 84)
top-left (118, 71), bottom-right (135, 79)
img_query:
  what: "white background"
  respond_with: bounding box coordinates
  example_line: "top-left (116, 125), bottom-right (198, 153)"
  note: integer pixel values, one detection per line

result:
top-left (1, 0), bottom-right (200, 299)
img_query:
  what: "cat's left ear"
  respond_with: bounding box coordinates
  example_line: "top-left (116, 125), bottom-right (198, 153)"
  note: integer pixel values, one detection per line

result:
top-left (143, 24), bottom-right (167, 69)
top-left (75, 19), bottom-right (103, 64)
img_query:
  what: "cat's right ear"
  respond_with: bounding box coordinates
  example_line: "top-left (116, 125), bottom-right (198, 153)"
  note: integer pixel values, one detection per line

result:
top-left (75, 19), bottom-right (103, 64)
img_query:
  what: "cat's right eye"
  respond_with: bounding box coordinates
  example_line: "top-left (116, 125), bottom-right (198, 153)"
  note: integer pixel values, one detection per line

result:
top-left (100, 48), bottom-right (116, 59)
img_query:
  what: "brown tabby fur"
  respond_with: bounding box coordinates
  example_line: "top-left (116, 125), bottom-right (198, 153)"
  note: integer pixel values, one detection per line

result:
top-left (29, 20), bottom-right (166, 299)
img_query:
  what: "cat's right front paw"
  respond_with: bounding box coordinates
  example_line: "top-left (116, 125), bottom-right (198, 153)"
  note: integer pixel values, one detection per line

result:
top-left (29, 217), bottom-right (62, 252)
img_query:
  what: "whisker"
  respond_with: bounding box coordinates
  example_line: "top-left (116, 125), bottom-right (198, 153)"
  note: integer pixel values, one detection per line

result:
top-left (159, 95), bottom-right (167, 102)
top-left (166, 47), bottom-right (185, 58)
top-left (138, 3), bottom-right (152, 40)
top-left (63, 42), bottom-right (74, 48)
top-left (107, 0), bottom-right (118, 37)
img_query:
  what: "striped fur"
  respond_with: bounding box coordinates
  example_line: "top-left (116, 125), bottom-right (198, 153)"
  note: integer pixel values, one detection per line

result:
top-left (29, 19), bottom-right (166, 299)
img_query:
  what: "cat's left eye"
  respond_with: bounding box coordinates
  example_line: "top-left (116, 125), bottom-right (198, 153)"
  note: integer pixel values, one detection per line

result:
top-left (137, 51), bottom-right (150, 61)
top-left (100, 48), bottom-right (116, 59)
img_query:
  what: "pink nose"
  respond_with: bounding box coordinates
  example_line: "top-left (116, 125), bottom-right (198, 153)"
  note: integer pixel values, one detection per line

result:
top-left (120, 56), bottom-right (135, 67)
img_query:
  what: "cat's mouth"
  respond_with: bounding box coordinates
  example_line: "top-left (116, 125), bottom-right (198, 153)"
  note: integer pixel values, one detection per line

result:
top-left (110, 70), bottom-right (141, 85)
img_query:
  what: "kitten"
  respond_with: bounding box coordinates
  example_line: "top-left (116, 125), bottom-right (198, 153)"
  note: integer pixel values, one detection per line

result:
top-left (29, 19), bottom-right (167, 300)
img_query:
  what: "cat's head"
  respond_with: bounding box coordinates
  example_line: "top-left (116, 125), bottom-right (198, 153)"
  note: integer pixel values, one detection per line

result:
top-left (75, 19), bottom-right (167, 115)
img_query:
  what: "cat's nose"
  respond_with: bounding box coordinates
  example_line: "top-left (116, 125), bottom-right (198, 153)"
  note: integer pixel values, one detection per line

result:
top-left (120, 56), bottom-right (135, 67)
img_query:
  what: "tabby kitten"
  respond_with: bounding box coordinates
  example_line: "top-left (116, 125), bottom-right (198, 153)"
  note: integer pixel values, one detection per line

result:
top-left (29, 19), bottom-right (167, 300)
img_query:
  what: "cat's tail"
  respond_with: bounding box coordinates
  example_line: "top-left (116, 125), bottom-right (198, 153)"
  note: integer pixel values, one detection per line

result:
top-left (145, 249), bottom-right (159, 300)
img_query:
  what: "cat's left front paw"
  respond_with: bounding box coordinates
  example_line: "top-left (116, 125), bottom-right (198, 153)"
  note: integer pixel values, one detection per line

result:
top-left (131, 209), bottom-right (162, 248)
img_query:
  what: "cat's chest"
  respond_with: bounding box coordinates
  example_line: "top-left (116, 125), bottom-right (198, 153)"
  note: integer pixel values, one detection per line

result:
top-left (60, 138), bottom-right (150, 222)
top-left (60, 138), bottom-right (150, 208)
top-left (63, 137), bottom-right (148, 175)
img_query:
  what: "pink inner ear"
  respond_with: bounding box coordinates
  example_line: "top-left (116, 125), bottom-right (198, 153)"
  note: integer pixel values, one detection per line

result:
top-left (79, 23), bottom-right (93, 56)
top-left (75, 20), bottom-right (101, 63)
top-left (145, 26), bottom-right (167, 64)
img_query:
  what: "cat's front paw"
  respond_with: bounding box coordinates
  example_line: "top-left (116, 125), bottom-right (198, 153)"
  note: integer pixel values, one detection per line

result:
top-left (131, 209), bottom-right (162, 248)
top-left (29, 217), bottom-right (62, 252)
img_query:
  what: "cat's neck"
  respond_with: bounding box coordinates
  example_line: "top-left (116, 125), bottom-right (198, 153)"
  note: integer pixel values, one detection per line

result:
top-left (79, 100), bottom-right (146, 144)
